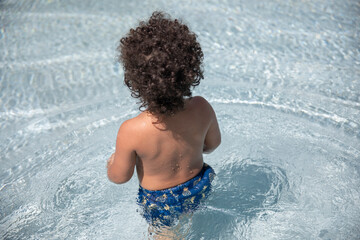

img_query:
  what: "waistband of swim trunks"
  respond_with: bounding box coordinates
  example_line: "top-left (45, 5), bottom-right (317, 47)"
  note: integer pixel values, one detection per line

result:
top-left (138, 163), bottom-right (213, 194)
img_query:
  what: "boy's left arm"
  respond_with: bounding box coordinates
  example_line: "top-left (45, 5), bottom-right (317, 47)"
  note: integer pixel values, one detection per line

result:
top-left (107, 120), bottom-right (137, 184)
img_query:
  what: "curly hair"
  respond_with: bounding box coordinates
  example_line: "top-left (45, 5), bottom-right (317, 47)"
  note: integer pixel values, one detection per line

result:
top-left (117, 11), bottom-right (204, 116)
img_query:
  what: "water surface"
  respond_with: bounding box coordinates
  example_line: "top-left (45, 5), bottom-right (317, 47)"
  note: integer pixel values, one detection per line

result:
top-left (1, 0), bottom-right (359, 239)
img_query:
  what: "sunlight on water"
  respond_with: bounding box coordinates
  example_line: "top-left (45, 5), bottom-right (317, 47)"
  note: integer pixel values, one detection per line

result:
top-left (1, 0), bottom-right (359, 239)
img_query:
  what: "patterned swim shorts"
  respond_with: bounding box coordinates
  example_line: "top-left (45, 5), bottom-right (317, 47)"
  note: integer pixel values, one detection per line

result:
top-left (137, 163), bottom-right (215, 227)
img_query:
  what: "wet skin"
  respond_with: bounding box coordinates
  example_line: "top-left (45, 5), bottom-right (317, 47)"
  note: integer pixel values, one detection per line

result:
top-left (107, 96), bottom-right (221, 190)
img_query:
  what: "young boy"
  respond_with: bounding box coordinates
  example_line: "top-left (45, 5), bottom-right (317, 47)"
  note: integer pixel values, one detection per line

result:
top-left (107, 11), bottom-right (221, 227)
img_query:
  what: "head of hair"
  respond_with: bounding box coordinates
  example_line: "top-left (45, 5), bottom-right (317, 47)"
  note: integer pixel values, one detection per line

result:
top-left (117, 11), bottom-right (204, 116)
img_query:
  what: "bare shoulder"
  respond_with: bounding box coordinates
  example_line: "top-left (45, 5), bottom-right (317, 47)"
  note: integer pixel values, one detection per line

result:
top-left (189, 96), bottom-right (215, 115)
top-left (117, 113), bottom-right (147, 139)
top-left (190, 95), bottom-right (210, 105)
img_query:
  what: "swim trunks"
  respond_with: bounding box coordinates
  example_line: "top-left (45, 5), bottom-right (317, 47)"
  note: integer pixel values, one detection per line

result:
top-left (137, 163), bottom-right (215, 227)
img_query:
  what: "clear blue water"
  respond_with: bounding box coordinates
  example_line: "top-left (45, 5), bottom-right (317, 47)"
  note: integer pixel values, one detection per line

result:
top-left (1, 0), bottom-right (359, 239)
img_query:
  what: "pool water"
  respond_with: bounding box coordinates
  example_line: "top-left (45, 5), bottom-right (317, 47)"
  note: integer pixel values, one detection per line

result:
top-left (1, 0), bottom-right (359, 239)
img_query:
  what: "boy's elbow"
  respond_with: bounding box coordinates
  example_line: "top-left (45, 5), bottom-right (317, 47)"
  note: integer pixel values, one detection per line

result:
top-left (107, 174), bottom-right (131, 184)
top-left (107, 169), bottom-right (131, 184)
top-left (216, 134), bottom-right (221, 148)
top-left (212, 134), bottom-right (222, 150)
top-left (203, 136), bottom-right (221, 154)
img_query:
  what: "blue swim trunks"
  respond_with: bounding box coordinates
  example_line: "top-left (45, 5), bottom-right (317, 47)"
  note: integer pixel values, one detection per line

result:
top-left (137, 163), bottom-right (215, 227)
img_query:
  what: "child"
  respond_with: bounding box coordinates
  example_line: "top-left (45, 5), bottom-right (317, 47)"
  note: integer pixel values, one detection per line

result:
top-left (107, 11), bottom-right (221, 227)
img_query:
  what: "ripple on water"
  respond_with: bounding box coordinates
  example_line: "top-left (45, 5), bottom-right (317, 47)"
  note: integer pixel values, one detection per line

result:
top-left (188, 158), bottom-right (288, 239)
top-left (0, 204), bottom-right (42, 239)
top-left (53, 169), bottom-right (93, 210)
top-left (213, 158), bottom-right (287, 212)
top-left (0, 0), bottom-right (359, 239)
top-left (40, 167), bottom-right (110, 239)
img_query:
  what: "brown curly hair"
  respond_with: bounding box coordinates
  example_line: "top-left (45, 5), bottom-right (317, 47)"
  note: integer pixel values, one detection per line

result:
top-left (117, 11), bottom-right (204, 116)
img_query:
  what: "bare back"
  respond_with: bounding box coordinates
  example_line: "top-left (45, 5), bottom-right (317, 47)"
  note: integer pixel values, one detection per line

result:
top-left (134, 96), bottom-right (219, 190)
top-left (107, 96), bottom-right (221, 190)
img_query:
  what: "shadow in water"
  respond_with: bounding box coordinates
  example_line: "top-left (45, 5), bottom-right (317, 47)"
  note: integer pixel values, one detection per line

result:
top-left (189, 158), bottom-right (288, 239)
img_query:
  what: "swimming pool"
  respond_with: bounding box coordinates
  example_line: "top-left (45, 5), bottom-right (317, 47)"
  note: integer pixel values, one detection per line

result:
top-left (1, 0), bottom-right (359, 239)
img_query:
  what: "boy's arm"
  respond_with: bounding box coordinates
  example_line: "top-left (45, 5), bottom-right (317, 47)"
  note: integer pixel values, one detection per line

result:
top-left (201, 98), bottom-right (221, 154)
top-left (107, 120), bottom-right (137, 184)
